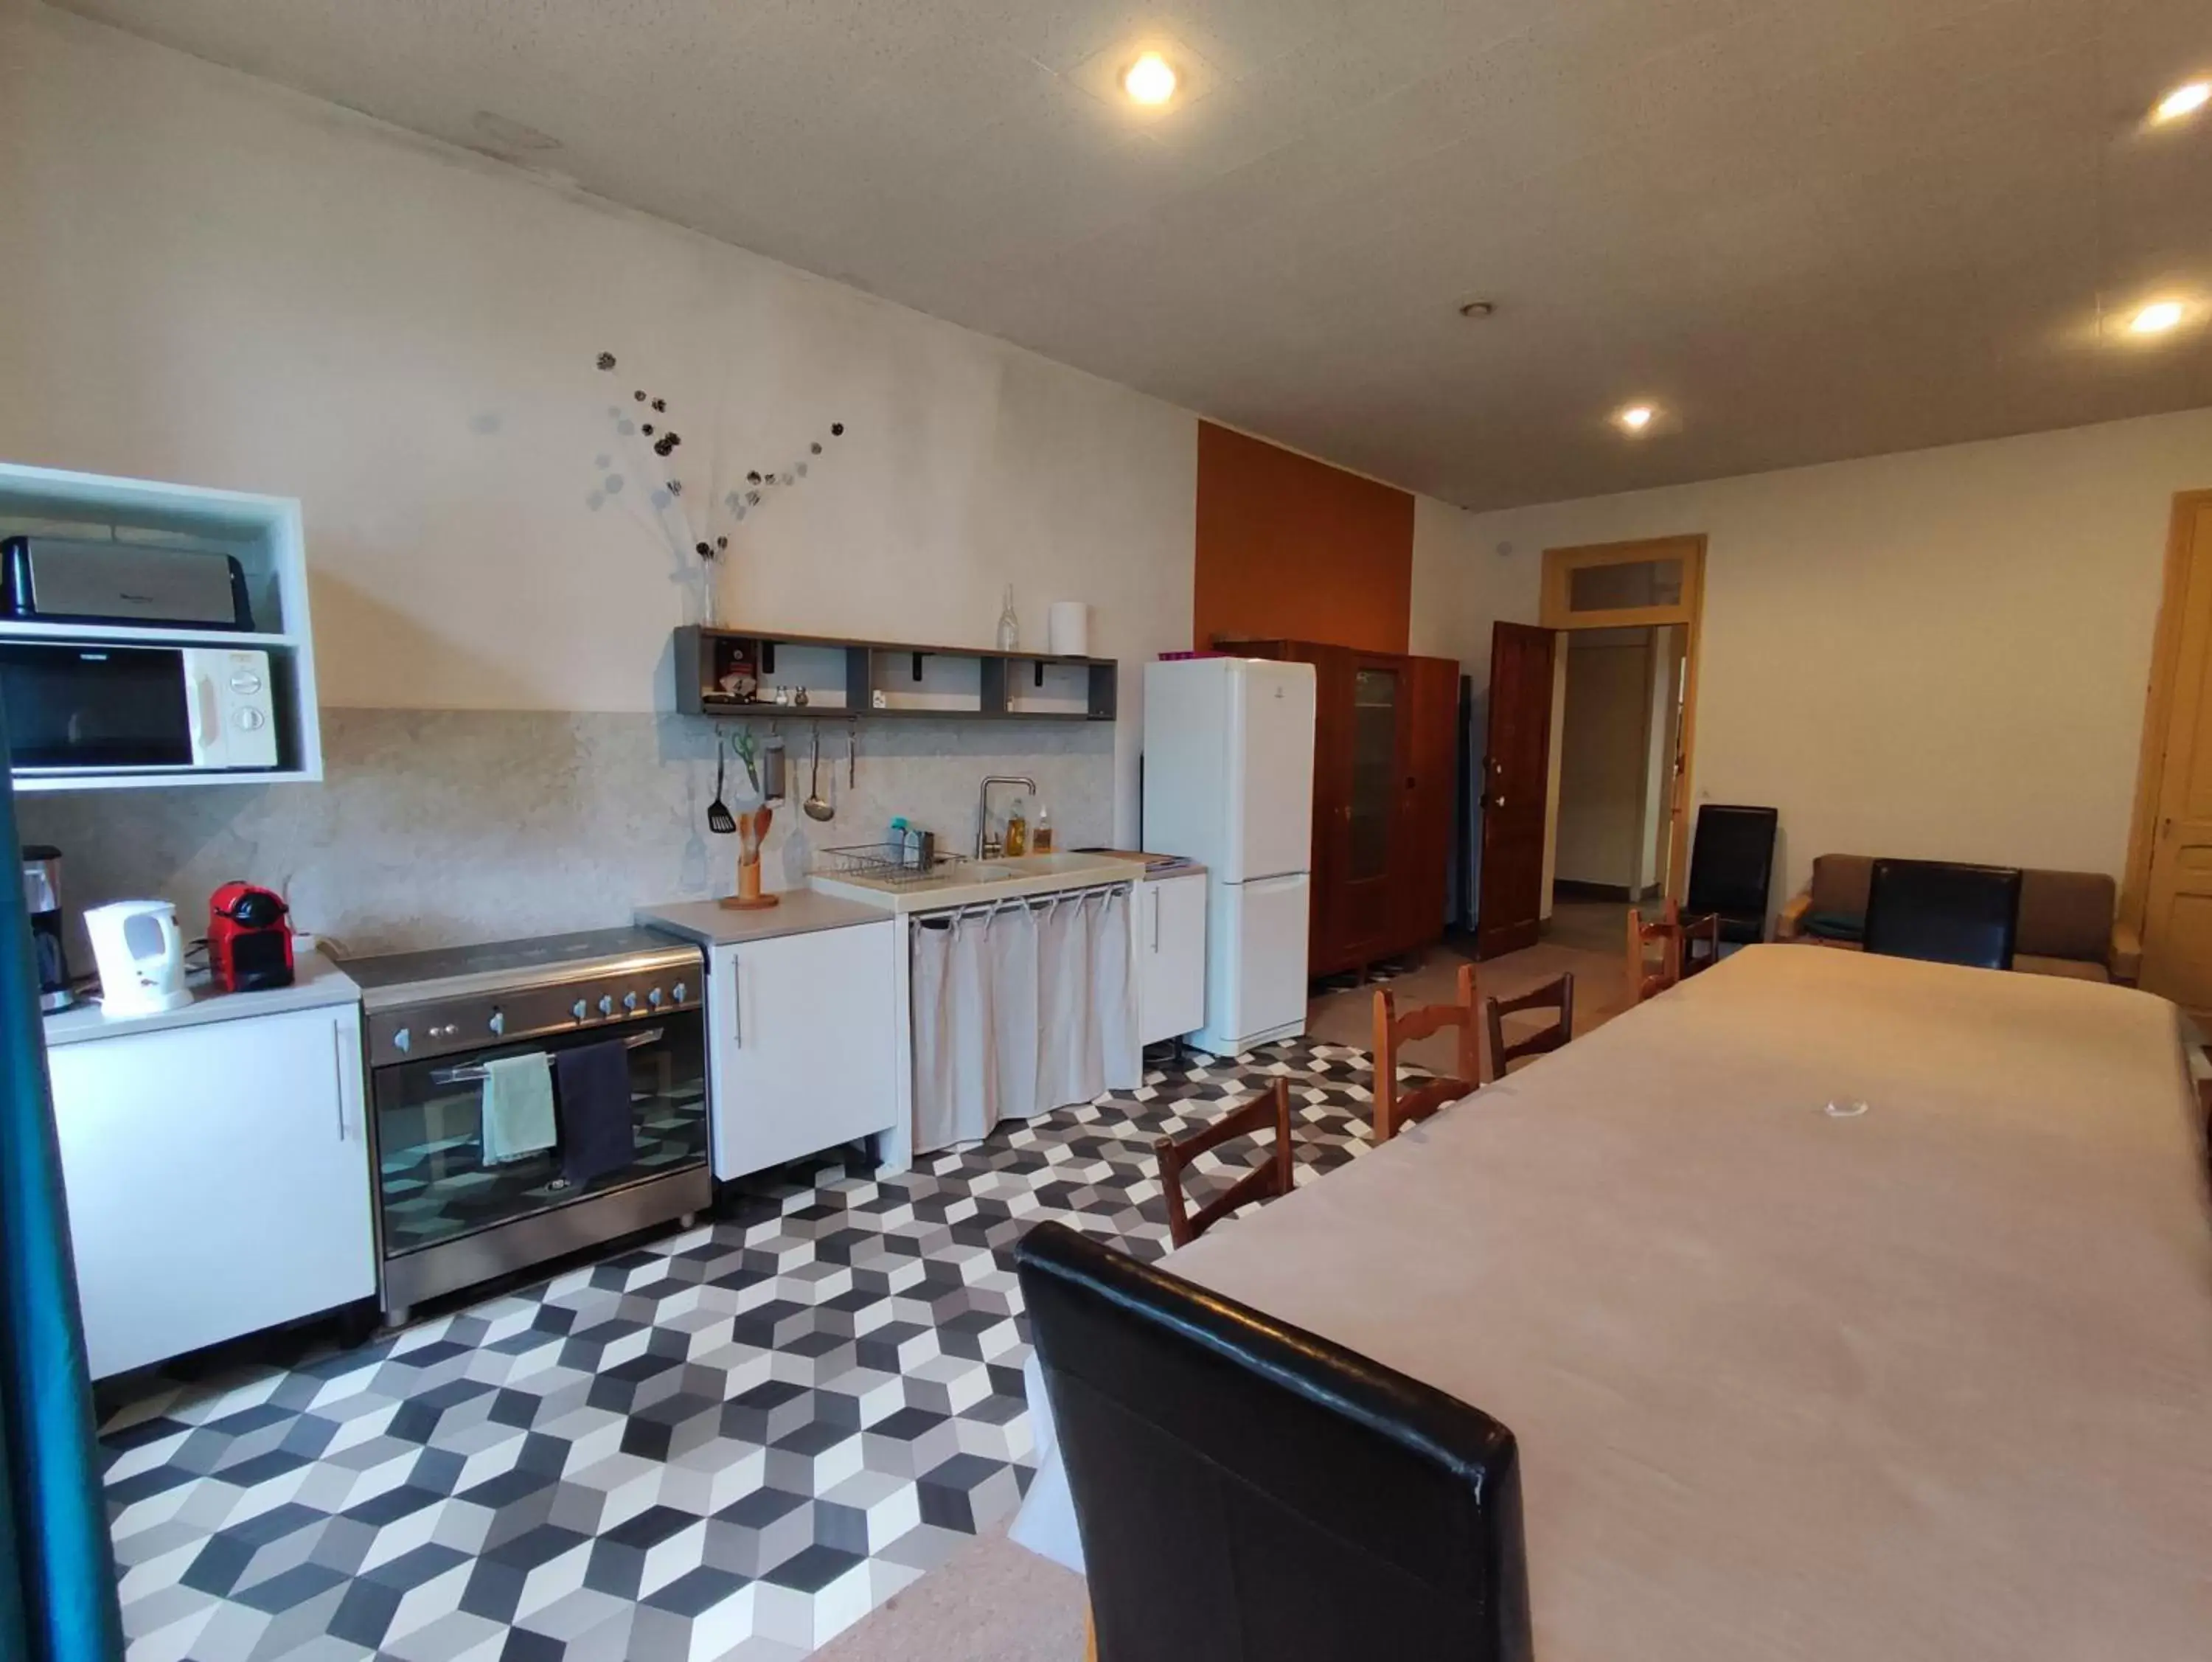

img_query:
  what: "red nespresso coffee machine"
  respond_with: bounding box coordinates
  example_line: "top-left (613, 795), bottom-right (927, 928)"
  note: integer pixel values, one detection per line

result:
top-left (208, 883), bottom-right (294, 992)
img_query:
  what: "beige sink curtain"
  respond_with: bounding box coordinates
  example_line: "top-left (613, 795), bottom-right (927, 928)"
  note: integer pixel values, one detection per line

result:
top-left (911, 885), bottom-right (1138, 1155)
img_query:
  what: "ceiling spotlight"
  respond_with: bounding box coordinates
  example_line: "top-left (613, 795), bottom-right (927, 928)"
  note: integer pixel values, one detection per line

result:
top-left (1615, 403), bottom-right (1657, 433)
top-left (2130, 300), bottom-right (2188, 335)
top-left (1458, 299), bottom-right (1497, 319)
top-left (2153, 80), bottom-right (2210, 123)
top-left (1123, 52), bottom-right (1178, 105)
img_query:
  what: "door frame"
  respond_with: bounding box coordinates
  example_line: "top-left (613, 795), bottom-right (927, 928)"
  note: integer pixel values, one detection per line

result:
top-left (2121, 490), bottom-right (2212, 940)
top-left (1539, 534), bottom-right (1708, 900)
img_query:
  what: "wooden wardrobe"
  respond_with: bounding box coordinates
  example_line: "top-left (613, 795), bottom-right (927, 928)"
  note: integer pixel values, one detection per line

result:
top-left (1218, 639), bottom-right (1461, 978)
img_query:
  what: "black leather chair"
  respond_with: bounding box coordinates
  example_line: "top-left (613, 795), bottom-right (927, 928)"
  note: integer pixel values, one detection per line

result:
top-left (1015, 1220), bottom-right (1531, 1662)
top-left (1684, 802), bottom-right (1779, 945)
top-left (1863, 858), bottom-right (2023, 970)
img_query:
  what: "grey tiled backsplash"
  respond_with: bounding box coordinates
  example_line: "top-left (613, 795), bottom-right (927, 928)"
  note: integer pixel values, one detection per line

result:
top-left (20, 709), bottom-right (1115, 957)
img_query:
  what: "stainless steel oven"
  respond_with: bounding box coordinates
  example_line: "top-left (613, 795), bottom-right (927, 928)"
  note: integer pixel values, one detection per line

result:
top-left (341, 928), bottom-right (711, 1325)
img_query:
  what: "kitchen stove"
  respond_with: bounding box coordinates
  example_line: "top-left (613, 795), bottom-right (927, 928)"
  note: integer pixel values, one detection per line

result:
top-left (338, 926), bottom-right (712, 1325)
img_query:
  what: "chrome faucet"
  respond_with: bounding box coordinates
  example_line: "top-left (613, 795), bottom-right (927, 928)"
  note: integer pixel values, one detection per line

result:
top-left (976, 774), bottom-right (1037, 858)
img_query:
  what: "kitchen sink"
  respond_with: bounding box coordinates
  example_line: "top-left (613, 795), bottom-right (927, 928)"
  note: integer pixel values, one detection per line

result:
top-left (811, 850), bottom-right (1149, 914)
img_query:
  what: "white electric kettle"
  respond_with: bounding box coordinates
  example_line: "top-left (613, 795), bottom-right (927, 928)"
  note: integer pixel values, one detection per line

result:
top-left (85, 900), bottom-right (190, 1016)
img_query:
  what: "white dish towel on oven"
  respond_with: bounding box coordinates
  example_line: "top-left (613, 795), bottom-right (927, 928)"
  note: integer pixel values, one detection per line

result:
top-left (480, 1051), bottom-right (557, 1165)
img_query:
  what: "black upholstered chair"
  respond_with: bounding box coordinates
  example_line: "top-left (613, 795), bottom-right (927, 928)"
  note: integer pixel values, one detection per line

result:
top-left (1016, 1220), bottom-right (1531, 1662)
top-left (1684, 803), bottom-right (1779, 945)
top-left (1863, 858), bottom-right (2023, 970)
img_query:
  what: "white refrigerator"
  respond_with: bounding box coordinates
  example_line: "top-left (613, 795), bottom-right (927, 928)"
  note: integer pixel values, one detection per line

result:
top-left (1142, 656), bottom-right (1318, 1056)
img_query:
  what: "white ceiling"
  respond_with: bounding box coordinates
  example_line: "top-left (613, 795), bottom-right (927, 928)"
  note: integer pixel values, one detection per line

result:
top-left (53, 0), bottom-right (2212, 508)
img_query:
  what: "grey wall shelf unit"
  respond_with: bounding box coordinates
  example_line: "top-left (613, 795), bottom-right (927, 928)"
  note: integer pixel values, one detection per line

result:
top-left (674, 625), bottom-right (1116, 723)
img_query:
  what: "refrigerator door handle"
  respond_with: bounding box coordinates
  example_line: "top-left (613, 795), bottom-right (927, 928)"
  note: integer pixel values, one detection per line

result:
top-left (1243, 872), bottom-right (1308, 894)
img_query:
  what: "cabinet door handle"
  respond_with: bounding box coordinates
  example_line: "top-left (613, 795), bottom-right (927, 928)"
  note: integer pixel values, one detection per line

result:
top-left (1151, 887), bottom-right (1161, 953)
top-left (730, 956), bottom-right (743, 1048)
top-left (330, 1020), bottom-right (348, 1141)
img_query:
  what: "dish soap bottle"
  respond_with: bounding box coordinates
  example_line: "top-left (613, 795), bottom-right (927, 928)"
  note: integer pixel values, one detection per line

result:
top-left (1032, 802), bottom-right (1054, 853)
top-left (1004, 797), bottom-right (1029, 857)
top-left (996, 584), bottom-right (1019, 651)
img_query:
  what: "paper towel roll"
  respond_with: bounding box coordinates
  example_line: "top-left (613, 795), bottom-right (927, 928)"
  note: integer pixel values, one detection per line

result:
top-left (1046, 601), bottom-right (1090, 657)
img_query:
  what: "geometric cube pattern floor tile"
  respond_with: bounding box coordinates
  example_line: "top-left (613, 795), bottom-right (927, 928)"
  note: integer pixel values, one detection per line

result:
top-left (100, 1039), bottom-right (1401, 1661)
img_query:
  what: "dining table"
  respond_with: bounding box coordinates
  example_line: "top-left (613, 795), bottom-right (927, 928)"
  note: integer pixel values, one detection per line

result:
top-left (1011, 944), bottom-right (2212, 1659)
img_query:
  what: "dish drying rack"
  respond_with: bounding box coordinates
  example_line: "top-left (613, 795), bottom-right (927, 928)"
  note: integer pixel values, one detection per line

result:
top-left (818, 843), bottom-right (967, 887)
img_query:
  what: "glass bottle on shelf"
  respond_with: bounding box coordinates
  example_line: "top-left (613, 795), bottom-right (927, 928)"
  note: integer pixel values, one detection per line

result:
top-left (996, 585), bottom-right (1020, 651)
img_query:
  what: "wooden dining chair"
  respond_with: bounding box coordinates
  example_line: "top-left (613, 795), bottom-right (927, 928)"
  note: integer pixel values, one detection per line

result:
top-left (1371, 964), bottom-right (1480, 1141)
top-left (1627, 906), bottom-right (1680, 1003)
top-left (1484, 973), bottom-right (1575, 1079)
top-left (1677, 905), bottom-right (1722, 978)
top-left (1155, 1079), bottom-right (1295, 1248)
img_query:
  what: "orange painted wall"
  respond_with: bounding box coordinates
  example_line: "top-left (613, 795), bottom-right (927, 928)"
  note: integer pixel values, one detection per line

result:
top-left (1193, 421), bottom-right (1416, 654)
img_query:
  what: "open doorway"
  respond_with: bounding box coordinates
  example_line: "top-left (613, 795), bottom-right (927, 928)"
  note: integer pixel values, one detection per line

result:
top-left (1549, 625), bottom-right (1686, 910)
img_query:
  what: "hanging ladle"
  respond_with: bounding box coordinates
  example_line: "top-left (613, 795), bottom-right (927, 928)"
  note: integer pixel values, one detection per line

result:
top-left (803, 728), bottom-right (835, 821)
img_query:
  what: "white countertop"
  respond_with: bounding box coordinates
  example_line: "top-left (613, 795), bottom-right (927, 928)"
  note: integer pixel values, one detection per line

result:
top-left (43, 950), bottom-right (360, 1048)
top-left (810, 851), bottom-right (1149, 915)
top-left (636, 890), bottom-right (894, 948)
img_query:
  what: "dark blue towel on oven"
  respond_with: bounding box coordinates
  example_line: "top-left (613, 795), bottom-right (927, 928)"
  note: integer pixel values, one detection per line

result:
top-left (554, 1040), bottom-right (635, 1186)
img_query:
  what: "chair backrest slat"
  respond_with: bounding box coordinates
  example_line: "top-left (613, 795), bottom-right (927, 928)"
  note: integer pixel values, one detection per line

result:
top-left (1156, 1079), bottom-right (1295, 1248)
top-left (1485, 973), bottom-right (1575, 1079)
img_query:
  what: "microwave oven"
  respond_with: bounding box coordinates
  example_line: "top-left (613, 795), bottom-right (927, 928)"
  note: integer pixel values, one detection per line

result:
top-left (0, 641), bottom-right (279, 775)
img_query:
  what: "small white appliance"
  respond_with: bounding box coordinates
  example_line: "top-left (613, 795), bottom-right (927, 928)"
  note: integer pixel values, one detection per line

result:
top-left (85, 900), bottom-right (191, 1015)
top-left (1143, 656), bottom-right (1318, 1055)
top-left (0, 641), bottom-right (279, 777)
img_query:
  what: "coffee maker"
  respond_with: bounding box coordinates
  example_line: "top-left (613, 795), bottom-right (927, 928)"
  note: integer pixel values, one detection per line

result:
top-left (21, 844), bottom-right (73, 1012)
top-left (208, 882), bottom-right (294, 992)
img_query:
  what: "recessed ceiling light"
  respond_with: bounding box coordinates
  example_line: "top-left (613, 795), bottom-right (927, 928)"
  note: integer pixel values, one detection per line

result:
top-left (2153, 80), bottom-right (2210, 123)
top-left (1615, 403), bottom-right (1657, 433)
top-left (1123, 52), bottom-right (1178, 105)
top-left (2130, 300), bottom-right (2188, 335)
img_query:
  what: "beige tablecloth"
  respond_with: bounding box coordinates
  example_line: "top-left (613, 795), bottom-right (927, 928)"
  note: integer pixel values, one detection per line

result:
top-left (1017, 945), bottom-right (2212, 1659)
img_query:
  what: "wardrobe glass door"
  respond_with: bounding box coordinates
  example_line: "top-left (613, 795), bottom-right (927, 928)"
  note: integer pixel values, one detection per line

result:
top-left (1344, 667), bottom-right (1401, 954)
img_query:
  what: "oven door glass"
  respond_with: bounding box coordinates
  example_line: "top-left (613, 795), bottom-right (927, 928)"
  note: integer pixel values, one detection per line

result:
top-left (0, 642), bottom-right (192, 769)
top-left (372, 1011), bottom-right (708, 1259)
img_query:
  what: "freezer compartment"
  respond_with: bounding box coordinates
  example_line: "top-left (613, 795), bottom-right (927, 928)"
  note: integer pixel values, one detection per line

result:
top-left (1191, 871), bottom-right (1310, 1057)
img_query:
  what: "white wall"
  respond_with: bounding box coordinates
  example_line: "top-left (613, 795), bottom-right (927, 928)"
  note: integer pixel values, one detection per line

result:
top-left (0, 4), bottom-right (1197, 844)
top-left (1554, 634), bottom-right (1654, 890)
top-left (1413, 407), bottom-right (2212, 908)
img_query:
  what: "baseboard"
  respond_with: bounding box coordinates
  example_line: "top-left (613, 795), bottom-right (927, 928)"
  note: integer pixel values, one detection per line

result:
top-left (1553, 879), bottom-right (1634, 903)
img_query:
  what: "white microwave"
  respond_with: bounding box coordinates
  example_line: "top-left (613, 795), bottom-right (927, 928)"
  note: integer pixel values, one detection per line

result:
top-left (0, 641), bottom-right (279, 775)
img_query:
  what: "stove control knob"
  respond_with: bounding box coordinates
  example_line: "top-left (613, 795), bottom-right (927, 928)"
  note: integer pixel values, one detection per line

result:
top-left (597, 995), bottom-right (614, 1017)
top-left (392, 1026), bottom-right (411, 1054)
top-left (622, 991), bottom-right (639, 1012)
top-left (647, 987), bottom-right (665, 1009)
top-left (488, 1008), bottom-right (505, 1037)
top-left (572, 998), bottom-right (588, 1021)
top-left (672, 981), bottom-right (689, 1004)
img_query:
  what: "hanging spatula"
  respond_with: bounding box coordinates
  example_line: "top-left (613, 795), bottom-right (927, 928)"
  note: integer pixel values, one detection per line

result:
top-left (707, 736), bottom-right (737, 834)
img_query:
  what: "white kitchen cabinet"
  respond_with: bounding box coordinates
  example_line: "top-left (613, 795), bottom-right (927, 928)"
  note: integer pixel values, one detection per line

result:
top-left (709, 920), bottom-right (899, 1181)
top-left (46, 1002), bottom-right (374, 1379)
top-left (1138, 872), bottom-right (1208, 1046)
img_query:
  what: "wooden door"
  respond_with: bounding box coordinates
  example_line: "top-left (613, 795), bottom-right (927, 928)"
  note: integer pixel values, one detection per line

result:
top-left (1477, 622), bottom-right (1557, 959)
top-left (1391, 656), bottom-right (1462, 955)
top-left (2139, 496), bottom-right (2212, 1018)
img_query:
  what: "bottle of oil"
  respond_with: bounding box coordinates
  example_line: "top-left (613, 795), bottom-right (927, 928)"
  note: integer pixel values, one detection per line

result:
top-left (1004, 798), bottom-right (1029, 857)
